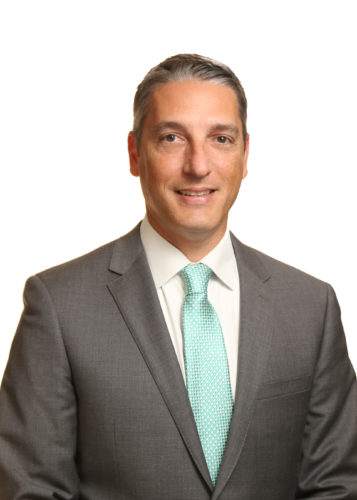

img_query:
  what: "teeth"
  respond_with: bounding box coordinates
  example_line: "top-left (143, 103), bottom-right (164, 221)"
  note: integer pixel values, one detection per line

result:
top-left (179, 190), bottom-right (212, 196)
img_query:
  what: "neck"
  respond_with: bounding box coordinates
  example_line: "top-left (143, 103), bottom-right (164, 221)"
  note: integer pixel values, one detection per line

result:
top-left (147, 216), bottom-right (227, 262)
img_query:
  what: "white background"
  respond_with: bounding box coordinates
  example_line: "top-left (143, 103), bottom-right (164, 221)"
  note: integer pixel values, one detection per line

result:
top-left (0, 0), bottom-right (356, 380)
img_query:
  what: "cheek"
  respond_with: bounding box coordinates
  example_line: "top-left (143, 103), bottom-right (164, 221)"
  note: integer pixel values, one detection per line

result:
top-left (139, 165), bottom-right (172, 200)
top-left (217, 160), bottom-right (243, 184)
top-left (147, 156), bottom-right (182, 187)
top-left (220, 164), bottom-right (244, 204)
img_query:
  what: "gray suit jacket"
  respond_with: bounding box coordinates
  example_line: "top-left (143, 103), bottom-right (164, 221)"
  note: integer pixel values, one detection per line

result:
top-left (0, 224), bottom-right (356, 499)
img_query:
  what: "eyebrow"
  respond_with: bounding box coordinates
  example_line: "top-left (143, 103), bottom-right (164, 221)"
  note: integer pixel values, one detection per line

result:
top-left (208, 124), bottom-right (239, 136)
top-left (152, 121), bottom-right (240, 136)
top-left (152, 121), bottom-right (186, 135)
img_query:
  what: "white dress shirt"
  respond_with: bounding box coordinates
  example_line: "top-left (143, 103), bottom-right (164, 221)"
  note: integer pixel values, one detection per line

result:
top-left (140, 216), bottom-right (240, 399)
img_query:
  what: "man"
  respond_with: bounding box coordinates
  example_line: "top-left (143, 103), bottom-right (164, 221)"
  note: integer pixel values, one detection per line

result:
top-left (0, 54), bottom-right (356, 499)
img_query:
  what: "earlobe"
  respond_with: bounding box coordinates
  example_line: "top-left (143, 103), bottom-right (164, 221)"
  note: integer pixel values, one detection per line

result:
top-left (128, 132), bottom-right (140, 177)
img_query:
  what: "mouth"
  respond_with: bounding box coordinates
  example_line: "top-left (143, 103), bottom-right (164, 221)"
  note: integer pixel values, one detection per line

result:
top-left (176, 189), bottom-right (215, 196)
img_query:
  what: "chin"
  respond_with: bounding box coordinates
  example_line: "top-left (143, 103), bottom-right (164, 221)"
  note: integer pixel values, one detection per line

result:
top-left (175, 219), bottom-right (222, 236)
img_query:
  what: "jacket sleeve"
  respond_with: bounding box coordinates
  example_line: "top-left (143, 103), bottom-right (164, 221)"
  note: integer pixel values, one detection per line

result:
top-left (0, 275), bottom-right (80, 499)
top-left (295, 284), bottom-right (357, 499)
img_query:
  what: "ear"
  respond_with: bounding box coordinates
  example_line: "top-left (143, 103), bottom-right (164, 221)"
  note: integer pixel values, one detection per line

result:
top-left (242, 133), bottom-right (249, 179)
top-left (128, 131), bottom-right (140, 177)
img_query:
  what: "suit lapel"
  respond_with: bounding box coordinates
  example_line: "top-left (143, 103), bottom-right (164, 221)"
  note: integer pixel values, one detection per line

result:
top-left (212, 235), bottom-right (274, 499)
top-left (107, 225), bottom-right (274, 495)
top-left (107, 225), bottom-right (213, 490)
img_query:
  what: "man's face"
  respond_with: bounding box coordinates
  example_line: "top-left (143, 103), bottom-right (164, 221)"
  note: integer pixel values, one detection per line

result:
top-left (128, 80), bottom-right (249, 248)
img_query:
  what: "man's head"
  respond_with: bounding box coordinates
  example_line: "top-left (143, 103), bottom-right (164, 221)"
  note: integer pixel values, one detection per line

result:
top-left (128, 54), bottom-right (249, 259)
top-left (132, 54), bottom-right (248, 151)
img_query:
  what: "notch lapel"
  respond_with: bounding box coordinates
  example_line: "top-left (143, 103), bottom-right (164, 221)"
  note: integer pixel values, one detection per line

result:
top-left (212, 236), bottom-right (274, 499)
top-left (107, 225), bottom-right (213, 490)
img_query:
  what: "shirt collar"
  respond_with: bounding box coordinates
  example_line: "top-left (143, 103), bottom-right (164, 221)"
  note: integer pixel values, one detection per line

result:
top-left (140, 216), bottom-right (236, 290)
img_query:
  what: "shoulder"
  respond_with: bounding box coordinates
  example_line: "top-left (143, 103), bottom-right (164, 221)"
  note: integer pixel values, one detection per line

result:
top-left (31, 223), bottom-right (142, 293)
top-left (230, 234), bottom-right (331, 299)
top-left (231, 237), bottom-right (345, 347)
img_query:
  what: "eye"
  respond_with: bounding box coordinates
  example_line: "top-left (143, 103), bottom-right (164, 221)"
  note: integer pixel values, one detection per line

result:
top-left (163, 134), bottom-right (177, 142)
top-left (216, 136), bottom-right (230, 144)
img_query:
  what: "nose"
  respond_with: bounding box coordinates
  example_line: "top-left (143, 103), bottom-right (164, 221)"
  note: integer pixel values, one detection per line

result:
top-left (183, 140), bottom-right (211, 178)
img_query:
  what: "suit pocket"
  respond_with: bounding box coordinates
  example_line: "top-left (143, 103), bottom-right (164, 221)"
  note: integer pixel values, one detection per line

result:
top-left (244, 384), bottom-right (311, 483)
top-left (256, 375), bottom-right (312, 400)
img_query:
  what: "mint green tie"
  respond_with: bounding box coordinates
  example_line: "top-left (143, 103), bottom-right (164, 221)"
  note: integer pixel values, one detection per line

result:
top-left (180, 263), bottom-right (233, 485)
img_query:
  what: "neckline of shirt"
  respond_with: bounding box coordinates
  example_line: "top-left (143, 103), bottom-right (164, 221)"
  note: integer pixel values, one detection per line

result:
top-left (140, 216), bottom-right (236, 291)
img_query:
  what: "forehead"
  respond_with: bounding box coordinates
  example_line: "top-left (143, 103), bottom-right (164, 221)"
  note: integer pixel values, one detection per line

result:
top-left (145, 80), bottom-right (241, 125)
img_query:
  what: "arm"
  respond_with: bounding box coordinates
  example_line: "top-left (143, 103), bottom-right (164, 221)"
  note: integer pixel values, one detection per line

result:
top-left (296, 284), bottom-right (357, 499)
top-left (0, 275), bottom-right (80, 499)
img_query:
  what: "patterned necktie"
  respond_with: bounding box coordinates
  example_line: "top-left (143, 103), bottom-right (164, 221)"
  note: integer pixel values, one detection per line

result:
top-left (180, 263), bottom-right (233, 485)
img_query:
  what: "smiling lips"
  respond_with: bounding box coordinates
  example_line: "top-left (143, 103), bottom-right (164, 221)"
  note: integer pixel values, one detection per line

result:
top-left (177, 189), bottom-right (215, 196)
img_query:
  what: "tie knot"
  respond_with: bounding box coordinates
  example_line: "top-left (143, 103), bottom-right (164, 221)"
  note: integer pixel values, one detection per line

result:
top-left (180, 263), bottom-right (212, 296)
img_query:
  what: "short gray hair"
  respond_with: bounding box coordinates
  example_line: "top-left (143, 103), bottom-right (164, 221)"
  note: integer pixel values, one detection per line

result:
top-left (132, 53), bottom-right (248, 149)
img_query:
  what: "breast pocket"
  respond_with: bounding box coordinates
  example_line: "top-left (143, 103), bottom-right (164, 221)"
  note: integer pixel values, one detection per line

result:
top-left (256, 375), bottom-right (312, 400)
top-left (243, 376), bottom-right (312, 482)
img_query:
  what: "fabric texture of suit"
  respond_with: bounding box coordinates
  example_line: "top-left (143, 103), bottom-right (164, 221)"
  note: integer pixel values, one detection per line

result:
top-left (0, 223), bottom-right (356, 499)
